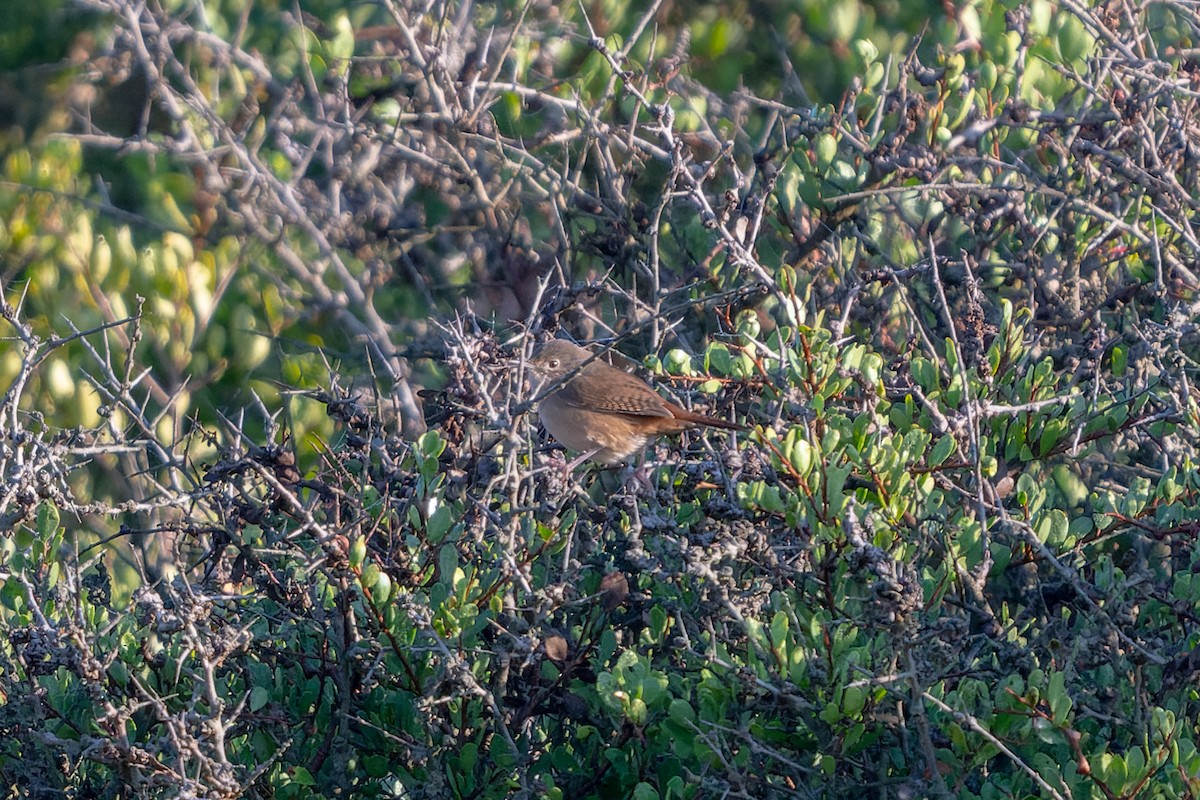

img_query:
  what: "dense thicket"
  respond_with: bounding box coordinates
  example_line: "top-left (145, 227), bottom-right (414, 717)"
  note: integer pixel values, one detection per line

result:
top-left (3, 0), bottom-right (1200, 797)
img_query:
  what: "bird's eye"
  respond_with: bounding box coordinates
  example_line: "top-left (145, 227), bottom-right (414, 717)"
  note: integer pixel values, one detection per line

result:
top-left (548, 358), bottom-right (560, 369)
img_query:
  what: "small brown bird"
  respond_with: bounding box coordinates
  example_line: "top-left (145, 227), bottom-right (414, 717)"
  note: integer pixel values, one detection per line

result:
top-left (527, 340), bottom-right (745, 466)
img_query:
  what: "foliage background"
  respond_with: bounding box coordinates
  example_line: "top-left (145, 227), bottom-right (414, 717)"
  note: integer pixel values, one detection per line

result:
top-left (3, 0), bottom-right (1200, 797)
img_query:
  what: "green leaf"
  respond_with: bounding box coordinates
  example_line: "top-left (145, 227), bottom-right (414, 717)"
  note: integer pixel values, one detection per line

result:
top-left (664, 348), bottom-right (692, 374)
top-left (250, 686), bottom-right (271, 712)
top-left (706, 342), bottom-right (733, 374)
top-left (640, 671), bottom-right (669, 708)
top-left (1038, 418), bottom-right (1064, 456)
top-left (929, 434), bottom-right (956, 467)
top-left (1035, 509), bottom-right (1069, 545)
top-left (789, 436), bottom-right (815, 476)
top-left (36, 503), bottom-right (60, 538)
top-left (458, 741), bottom-right (479, 771)
top-left (668, 699), bottom-right (696, 724)
top-left (349, 537), bottom-right (367, 569)
top-left (815, 134), bottom-right (838, 170)
top-left (426, 505), bottom-right (454, 543)
top-left (438, 544), bottom-right (458, 582)
top-left (372, 569), bottom-right (393, 603)
top-left (911, 357), bottom-right (939, 393)
top-left (328, 11), bottom-right (354, 63)
top-left (290, 767), bottom-right (316, 786)
top-left (769, 611), bottom-right (789, 658)
top-left (1112, 345), bottom-right (1127, 376)
top-left (1125, 745), bottom-right (1146, 783)
top-left (418, 430), bottom-right (446, 459)
top-left (632, 782), bottom-right (660, 800)
top-left (1047, 671), bottom-right (1071, 722)
top-left (842, 685), bottom-right (866, 717)
top-left (1051, 464), bottom-right (1088, 507)
top-left (649, 605), bottom-right (669, 642)
top-left (777, 159), bottom-right (805, 217)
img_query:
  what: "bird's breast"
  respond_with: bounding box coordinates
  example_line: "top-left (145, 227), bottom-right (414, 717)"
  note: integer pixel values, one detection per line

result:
top-left (538, 396), bottom-right (650, 464)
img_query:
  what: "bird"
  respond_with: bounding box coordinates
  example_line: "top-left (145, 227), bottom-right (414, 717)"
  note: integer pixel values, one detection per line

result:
top-left (526, 340), bottom-right (745, 467)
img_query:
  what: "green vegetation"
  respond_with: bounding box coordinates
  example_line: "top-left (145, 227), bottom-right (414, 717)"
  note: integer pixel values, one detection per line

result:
top-left (3, 0), bottom-right (1200, 797)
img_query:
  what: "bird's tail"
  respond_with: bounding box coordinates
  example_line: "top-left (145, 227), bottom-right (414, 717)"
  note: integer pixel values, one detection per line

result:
top-left (671, 406), bottom-right (748, 431)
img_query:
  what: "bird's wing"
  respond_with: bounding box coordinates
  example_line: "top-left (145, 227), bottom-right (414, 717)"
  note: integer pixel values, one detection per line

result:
top-left (552, 362), bottom-right (674, 418)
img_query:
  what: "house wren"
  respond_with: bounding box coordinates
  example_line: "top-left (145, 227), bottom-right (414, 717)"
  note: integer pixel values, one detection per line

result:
top-left (527, 340), bottom-right (744, 465)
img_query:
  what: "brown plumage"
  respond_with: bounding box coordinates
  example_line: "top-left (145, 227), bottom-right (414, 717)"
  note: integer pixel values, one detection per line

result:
top-left (528, 340), bottom-right (744, 465)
